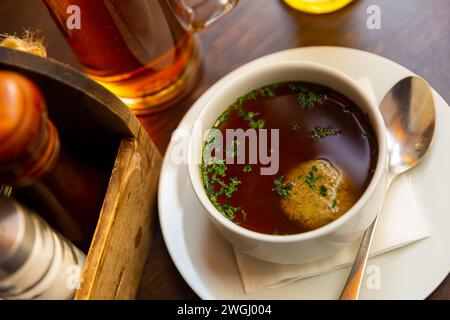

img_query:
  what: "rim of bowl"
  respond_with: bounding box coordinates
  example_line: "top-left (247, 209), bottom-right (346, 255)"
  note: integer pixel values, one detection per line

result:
top-left (188, 60), bottom-right (387, 243)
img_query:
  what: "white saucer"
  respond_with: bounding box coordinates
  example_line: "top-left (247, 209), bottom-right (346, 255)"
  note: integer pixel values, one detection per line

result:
top-left (158, 47), bottom-right (450, 299)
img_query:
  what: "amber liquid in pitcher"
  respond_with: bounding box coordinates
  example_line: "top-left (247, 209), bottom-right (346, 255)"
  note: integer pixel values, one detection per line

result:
top-left (43, 0), bottom-right (199, 113)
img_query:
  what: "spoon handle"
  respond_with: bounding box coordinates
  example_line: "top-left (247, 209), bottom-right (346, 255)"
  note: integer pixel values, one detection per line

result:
top-left (340, 176), bottom-right (394, 300)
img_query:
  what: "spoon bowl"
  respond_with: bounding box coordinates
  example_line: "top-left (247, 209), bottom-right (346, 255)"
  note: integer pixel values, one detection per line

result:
top-left (382, 77), bottom-right (436, 176)
top-left (340, 76), bottom-right (436, 299)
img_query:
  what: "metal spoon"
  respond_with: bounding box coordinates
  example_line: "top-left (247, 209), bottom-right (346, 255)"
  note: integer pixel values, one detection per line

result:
top-left (340, 76), bottom-right (436, 300)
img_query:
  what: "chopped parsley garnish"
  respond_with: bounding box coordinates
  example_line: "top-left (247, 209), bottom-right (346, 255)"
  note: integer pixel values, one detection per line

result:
top-left (247, 111), bottom-right (257, 118)
top-left (236, 90), bottom-right (258, 108)
top-left (217, 177), bottom-right (241, 198)
top-left (234, 84), bottom-right (281, 129)
top-left (274, 176), bottom-right (284, 187)
top-left (272, 176), bottom-right (293, 198)
top-left (226, 139), bottom-right (240, 158)
top-left (237, 108), bottom-right (266, 129)
top-left (252, 119), bottom-right (266, 129)
top-left (243, 164), bottom-right (253, 173)
top-left (289, 83), bottom-right (309, 93)
top-left (289, 82), bottom-right (327, 108)
top-left (297, 91), bottom-right (326, 108)
top-left (214, 110), bottom-right (229, 128)
top-left (273, 229), bottom-right (279, 236)
top-left (311, 127), bottom-right (339, 141)
top-left (290, 122), bottom-right (301, 130)
top-left (235, 83), bottom-right (280, 108)
top-left (331, 199), bottom-right (337, 209)
top-left (319, 185), bottom-right (328, 197)
top-left (261, 83), bottom-right (280, 97)
top-left (205, 137), bottom-right (215, 150)
top-left (201, 139), bottom-right (245, 222)
top-left (203, 158), bottom-right (226, 178)
top-left (304, 166), bottom-right (322, 190)
top-left (221, 203), bottom-right (241, 221)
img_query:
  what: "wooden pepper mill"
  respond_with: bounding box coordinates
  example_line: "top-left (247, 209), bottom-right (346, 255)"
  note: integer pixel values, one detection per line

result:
top-left (0, 71), bottom-right (109, 249)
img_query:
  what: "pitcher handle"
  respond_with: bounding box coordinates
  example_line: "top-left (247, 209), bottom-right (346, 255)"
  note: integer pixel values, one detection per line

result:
top-left (168, 0), bottom-right (238, 31)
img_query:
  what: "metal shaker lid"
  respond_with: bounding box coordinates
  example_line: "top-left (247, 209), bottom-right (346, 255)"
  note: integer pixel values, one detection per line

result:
top-left (0, 196), bottom-right (35, 278)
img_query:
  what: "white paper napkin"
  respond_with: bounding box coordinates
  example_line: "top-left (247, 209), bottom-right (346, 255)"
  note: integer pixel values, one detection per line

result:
top-left (235, 174), bottom-right (430, 294)
top-left (234, 78), bottom-right (431, 294)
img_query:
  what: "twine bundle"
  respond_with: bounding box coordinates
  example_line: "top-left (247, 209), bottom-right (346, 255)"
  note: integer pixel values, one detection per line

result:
top-left (0, 31), bottom-right (47, 58)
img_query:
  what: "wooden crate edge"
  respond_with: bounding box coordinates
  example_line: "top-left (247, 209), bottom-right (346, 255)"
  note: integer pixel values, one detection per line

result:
top-left (76, 128), bottom-right (161, 299)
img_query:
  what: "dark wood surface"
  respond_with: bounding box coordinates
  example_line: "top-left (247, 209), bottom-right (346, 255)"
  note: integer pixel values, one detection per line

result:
top-left (1, 0), bottom-right (449, 300)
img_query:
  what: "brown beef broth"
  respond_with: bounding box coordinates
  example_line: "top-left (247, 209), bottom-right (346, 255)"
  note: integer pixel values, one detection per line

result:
top-left (204, 82), bottom-right (378, 235)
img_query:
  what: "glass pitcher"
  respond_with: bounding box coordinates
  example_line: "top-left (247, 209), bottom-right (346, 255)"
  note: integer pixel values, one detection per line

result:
top-left (42, 0), bottom-right (238, 115)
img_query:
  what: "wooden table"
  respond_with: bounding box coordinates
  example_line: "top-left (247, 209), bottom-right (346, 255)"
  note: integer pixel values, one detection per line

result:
top-left (1, 0), bottom-right (449, 299)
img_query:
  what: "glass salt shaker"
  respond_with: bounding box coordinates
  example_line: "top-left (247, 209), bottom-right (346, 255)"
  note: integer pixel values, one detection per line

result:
top-left (0, 196), bottom-right (85, 300)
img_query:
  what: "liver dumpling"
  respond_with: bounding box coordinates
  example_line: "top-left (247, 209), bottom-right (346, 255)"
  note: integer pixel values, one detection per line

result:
top-left (281, 159), bottom-right (358, 231)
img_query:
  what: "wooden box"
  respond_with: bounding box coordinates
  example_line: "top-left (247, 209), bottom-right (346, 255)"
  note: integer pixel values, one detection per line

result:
top-left (0, 47), bottom-right (162, 300)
